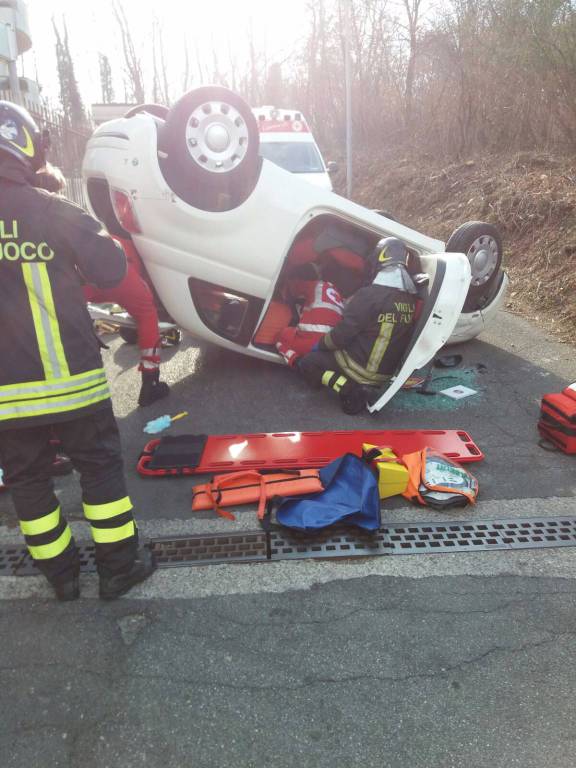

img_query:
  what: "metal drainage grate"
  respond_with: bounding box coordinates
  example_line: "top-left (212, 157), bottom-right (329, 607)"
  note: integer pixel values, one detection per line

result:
top-left (16, 542), bottom-right (97, 577)
top-left (0, 544), bottom-right (26, 575)
top-left (270, 526), bottom-right (383, 561)
top-left (150, 531), bottom-right (268, 567)
top-left (382, 518), bottom-right (576, 553)
top-left (2, 517), bottom-right (576, 577)
top-left (8, 532), bottom-right (269, 577)
top-left (269, 517), bottom-right (576, 560)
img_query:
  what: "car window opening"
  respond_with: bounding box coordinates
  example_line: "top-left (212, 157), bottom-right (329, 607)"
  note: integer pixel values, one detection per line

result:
top-left (259, 142), bottom-right (325, 174)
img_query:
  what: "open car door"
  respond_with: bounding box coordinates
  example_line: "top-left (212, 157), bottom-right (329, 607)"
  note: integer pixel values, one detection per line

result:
top-left (366, 253), bottom-right (471, 413)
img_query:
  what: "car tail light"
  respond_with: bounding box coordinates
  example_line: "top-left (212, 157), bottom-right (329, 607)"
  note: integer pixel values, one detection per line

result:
top-left (189, 279), bottom-right (264, 345)
top-left (110, 189), bottom-right (141, 234)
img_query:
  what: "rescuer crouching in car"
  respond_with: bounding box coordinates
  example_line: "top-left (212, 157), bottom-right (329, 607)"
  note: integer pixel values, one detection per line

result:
top-left (275, 256), bottom-right (357, 367)
top-left (298, 237), bottom-right (418, 414)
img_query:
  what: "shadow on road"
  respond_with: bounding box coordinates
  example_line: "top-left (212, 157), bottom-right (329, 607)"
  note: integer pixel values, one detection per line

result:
top-left (1, 331), bottom-right (575, 529)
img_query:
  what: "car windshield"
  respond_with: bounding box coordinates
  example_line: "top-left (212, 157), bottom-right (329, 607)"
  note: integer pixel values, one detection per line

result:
top-left (259, 142), bottom-right (325, 173)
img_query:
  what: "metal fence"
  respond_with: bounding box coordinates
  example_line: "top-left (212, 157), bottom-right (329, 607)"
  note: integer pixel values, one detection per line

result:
top-left (0, 90), bottom-right (91, 208)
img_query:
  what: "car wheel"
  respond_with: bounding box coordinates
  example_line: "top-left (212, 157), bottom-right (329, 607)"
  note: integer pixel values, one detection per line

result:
top-left (159, 86), bottom-right (260, 211)
top-left (445, 221), bottom-right (503, 311)
top-left (124, 104), bottom-right (169, 120)
top-left (119, 327), bottom-right (138, 345)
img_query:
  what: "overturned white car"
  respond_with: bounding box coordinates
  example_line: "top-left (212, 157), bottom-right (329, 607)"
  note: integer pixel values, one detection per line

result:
top-left (82, 86), bottom-right (508, 412)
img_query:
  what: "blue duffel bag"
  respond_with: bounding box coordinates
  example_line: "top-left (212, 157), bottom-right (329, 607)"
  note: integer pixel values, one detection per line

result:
top-left (275, 453), bottom-right (380, 532)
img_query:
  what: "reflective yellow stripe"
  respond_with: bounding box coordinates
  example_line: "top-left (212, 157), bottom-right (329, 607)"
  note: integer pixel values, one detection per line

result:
top-left (0, 369), bottom-right (107, 404)
top-left (333, 376), bottom-right (347, 393)
top-left (322, 371), bottom-right (335, 387)
top-left (28, 526), bottom-right (72, 560)
top-left (84, 496), bottom-right (133, 521)
top-left (91, 520), bottom-right (136, 544)
top-left (367, 321), bottom-right (394, 374)
top-left (20, 506), bottom-right (61, 536)
top-left (22, 263), bottom-right (54, 379)
top-left (334, 350), bottom-right (387, 385)
top-left (36, 263), bottom-right (70, 378)
top-left (0, 382), bottom-right (110, 422)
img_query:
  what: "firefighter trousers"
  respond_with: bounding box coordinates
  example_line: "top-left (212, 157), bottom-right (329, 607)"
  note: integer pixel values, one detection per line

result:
top-left (0, 405), bottom-right (138, 585)
top-left (298, 349), bottom-right (357, 394)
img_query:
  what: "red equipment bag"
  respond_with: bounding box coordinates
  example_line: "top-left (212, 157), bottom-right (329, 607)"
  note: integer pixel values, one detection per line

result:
top-left (538, 384), bottom-right (576, 454)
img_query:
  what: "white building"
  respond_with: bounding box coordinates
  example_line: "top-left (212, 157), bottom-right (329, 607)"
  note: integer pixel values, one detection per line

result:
top-left (0, 0), bottom-right (42, 111)
top-left (91, 103), bottom-right (135, 127)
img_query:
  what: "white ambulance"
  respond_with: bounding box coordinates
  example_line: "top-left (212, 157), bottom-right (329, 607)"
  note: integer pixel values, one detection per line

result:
top-left (253, 106), bottom-right (335, 191)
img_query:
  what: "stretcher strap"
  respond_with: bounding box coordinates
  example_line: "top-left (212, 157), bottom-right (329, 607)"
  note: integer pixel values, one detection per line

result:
top-left (206, 471), bottom-right (268, 521)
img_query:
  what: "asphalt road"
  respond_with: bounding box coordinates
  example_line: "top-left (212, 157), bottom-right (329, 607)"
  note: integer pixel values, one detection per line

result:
top-left (1, 308), bottom-right (576, 768)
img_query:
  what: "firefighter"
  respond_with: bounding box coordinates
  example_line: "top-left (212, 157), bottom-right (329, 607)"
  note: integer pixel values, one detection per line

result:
top-left (34, 164), bottom-right (170, 407)
top-left (0, 101), bottom-right (156, 600)
top-left (298, 237), bottom-right (418, 414)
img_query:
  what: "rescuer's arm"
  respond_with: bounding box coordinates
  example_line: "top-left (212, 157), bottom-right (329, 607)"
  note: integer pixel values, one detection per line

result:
top-left (319, 288), bottom-right (371, 351)
top-left (50, 197), bottom-right (127, 289)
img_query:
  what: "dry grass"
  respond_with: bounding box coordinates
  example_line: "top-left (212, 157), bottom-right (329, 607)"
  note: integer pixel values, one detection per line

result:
top-left (335, 150), bottom-right (576, 341)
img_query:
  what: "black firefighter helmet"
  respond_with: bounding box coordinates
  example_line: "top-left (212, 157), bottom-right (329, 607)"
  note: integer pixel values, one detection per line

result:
top-left (370, 237), bottom-right (409, 274)
top-left (0, 101), bottom-right (50, 172)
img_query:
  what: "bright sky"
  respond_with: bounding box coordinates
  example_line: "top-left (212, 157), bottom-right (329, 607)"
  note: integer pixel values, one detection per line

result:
top-left (21, 0), bottom-right (311, 106)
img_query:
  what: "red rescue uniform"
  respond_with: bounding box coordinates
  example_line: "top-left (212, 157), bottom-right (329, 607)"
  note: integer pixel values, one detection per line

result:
top-left (82, 237), bottom-right (161, 363)
top-left (277, 278), bottom-right (344, 366)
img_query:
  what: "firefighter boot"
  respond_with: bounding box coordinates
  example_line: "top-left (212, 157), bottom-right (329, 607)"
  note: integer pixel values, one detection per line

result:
top-left (138, 369), bottom-right (170, 407)
top-left (99, 547), bottom-right (157, 600)
top-left (53, 573), bottom-right (80, 602)
top-left (321, 370), bottom-right (367, 415)
top-left (51, 556), bottom-right (81, 602)
top-left (339, 384), bottom-right (367, 415)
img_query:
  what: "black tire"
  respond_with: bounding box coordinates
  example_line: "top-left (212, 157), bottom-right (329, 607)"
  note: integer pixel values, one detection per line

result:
top-left (159, 86), bottom-right (260, 212)
top-left (445, 221), bottom-right (503, 311)
top-left (119, 327), bottom-right (138, 345)
top-left (124, 104), bottom-right (169, 120)
top-left (374, 209), bottom-right (399, 223)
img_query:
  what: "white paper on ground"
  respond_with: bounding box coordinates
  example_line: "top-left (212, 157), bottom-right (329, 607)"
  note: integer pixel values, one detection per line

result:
top-left (440, 385), bottom-right (478, 400)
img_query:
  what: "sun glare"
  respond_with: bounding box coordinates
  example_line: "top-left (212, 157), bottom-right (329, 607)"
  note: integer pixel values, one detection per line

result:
top-left (24, 0), bottom-right (309, 103)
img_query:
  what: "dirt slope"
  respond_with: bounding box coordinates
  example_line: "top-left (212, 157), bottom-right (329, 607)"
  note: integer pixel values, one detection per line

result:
top-left (336, 151), bottom-right (576, 342)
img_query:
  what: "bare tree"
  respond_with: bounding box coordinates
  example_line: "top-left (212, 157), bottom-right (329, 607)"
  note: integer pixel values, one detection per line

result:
top-left (150, 18), bottom-right (170, 105)
top-left (112, 1), bottom-right (145, 104)
top-left (99, 53), bottom-right (115, 104)
top-left (158, 22), bottom-right (171, 105)
top-left (182, 39), bottom-right (191, 93)
top-left (401, 0), bottom-right (424, 128)
top-left (52, 18), bottom-right (88, 128)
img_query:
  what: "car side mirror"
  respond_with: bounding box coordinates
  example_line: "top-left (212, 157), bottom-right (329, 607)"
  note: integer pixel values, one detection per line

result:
top-left (327, 161), bottom-right (338, 174)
